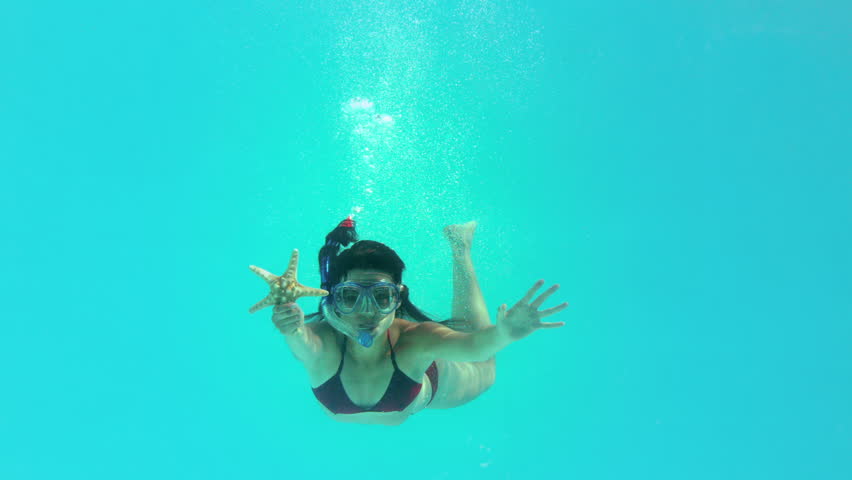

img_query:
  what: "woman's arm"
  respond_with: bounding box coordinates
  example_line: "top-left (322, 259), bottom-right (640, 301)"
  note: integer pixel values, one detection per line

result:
top-left (413, 280), bottom-right (569, 363)
top-left (413, 321), bottom-right (512, 363)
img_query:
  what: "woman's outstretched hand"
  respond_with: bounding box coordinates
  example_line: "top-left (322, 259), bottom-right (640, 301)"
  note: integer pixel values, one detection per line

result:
top-left (496, 280), bottom-right (569, 342)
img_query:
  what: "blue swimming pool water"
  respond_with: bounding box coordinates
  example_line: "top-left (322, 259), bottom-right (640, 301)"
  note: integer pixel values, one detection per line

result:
top-left (2, 1), bottom-right (849, 479)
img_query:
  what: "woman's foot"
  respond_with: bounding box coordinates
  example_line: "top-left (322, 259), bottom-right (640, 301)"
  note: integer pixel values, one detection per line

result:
top-left (444, 220), bottom-right (477, 257)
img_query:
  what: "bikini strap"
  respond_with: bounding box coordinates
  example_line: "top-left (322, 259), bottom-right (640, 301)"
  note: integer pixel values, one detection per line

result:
top-left (336, 335), bottom-right (347, 374)
top-left (386, 329), bottom-right (400, 369)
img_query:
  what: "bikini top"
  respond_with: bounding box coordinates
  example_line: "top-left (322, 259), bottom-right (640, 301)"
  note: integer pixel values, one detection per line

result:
top-left (311, 330), bottom-right (438, 414)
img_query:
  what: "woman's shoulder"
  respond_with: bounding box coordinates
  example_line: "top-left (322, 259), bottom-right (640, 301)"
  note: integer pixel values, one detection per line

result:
top-left (394, 317), bottom-right (441, 339)
top-left (314, 317), bottom-right (339, 334)
top-left (306, 317), bottom-right (343, 349)
top-left (392, 319), bottom-right (443, 370)
top-left (393, 318), bottom-right (449, 350)
top-left (393, 317), bottom-right (419, 331)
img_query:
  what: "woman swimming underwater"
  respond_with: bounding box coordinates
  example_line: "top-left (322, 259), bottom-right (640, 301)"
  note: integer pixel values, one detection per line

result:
top-left (268, 218), bottom-right (569, 425)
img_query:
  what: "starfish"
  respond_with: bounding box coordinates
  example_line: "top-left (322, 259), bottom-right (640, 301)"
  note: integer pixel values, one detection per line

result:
top-left (248, 248), bottom-right (328, 313)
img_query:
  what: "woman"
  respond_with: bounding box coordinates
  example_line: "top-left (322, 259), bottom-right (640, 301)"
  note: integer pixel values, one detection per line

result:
top-left (272, 218), bottom-right (569, 425)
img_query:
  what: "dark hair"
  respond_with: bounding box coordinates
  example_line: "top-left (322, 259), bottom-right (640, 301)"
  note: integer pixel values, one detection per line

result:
top-left (329, 240), bottom-right (403, 284)
top-left (308, 218), bottom-right (434, 323)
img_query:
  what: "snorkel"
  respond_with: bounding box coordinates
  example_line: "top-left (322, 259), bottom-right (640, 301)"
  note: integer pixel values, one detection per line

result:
top-left (318, 216), bottom-right (378, 348)
top-left (320, 299), bottom-right (377, 348)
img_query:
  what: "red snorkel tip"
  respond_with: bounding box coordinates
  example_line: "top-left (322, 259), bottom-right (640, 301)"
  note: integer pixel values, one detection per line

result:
top-left (339, 216), bottom-right (355, 228)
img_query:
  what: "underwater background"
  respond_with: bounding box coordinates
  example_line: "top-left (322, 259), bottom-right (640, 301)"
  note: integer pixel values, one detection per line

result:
top-left (2, 1), bottom-right (849, 479)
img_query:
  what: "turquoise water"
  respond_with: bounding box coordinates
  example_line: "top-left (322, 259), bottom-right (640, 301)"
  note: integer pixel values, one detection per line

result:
top-left (2, 1), bottom-right (850, 478)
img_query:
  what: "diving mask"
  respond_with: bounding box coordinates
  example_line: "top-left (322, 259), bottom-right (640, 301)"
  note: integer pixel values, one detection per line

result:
top-left (331, 281), bottom-right (402, 315)
top-left (320, 282), bottom-right (401, 348)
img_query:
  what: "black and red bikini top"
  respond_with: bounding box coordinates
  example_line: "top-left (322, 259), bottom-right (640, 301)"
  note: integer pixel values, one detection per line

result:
top-left (312, 330), bottom-right (438, 414)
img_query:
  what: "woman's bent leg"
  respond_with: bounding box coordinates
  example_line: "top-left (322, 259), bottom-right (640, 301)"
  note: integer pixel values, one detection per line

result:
top-left (429, 221), bottom-right (495, 410)
top-left (444, 221), bottom-right (491, 331)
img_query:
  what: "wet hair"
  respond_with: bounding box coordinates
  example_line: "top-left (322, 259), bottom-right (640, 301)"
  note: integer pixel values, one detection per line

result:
top-left (329, 240), bottom-right (402, 283)
top-left (308, 217), bottom-right (434, 323)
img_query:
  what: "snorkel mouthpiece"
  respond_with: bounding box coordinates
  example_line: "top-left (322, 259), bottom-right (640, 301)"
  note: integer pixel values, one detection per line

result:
top-left (358, 331), bottom-right (374, 348)
top-left (322, 299), bottom-right (378, 347)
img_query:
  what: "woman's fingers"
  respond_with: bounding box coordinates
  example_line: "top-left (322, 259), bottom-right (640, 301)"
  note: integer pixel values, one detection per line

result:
top-left (518, 280), bottom-right (545, 305)
top-left (273, 312), bottom-right (299, 322)
top-left (272, 303), bottom-right (302, 327)
top-left (537, 321), bottom-right (566, 329)
top-left (530, 284), bottom-right (560, 309)
top-left (539, 302), bottom-right (569, 318)
top-left (273, 302), bottom-right (296, 313)
top-left (273, 304), bottom-right (302, 319)
top-left (496, 304), bottom-right (507, 324)
top-left (273, 316), bottom-right (302, 331)
top-left (271, 302), bottom-right (303, 336)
